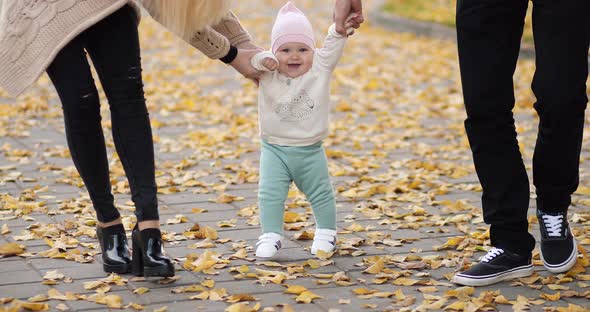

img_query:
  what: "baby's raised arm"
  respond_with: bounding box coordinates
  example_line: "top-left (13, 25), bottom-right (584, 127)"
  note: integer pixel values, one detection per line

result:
top-left (315, 14), bottom-right (357, 72)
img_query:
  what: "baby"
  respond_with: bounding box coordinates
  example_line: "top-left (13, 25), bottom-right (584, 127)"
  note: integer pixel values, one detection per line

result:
top-left (250, 2), bottom-right (357, 258)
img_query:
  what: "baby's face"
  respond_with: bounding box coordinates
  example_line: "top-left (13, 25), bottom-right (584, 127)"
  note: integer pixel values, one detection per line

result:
top-left (275, 42), bottom-right (313, 78)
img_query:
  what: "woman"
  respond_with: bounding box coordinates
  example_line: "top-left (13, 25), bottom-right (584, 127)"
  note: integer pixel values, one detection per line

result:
top-left (0, 0), bottom-right (261, 277)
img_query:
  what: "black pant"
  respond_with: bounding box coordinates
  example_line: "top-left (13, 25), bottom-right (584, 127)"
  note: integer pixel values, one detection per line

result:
top-left (457, 0), bottom-right (589, 254)
top-left (47, 5), bottom-right (158, 223)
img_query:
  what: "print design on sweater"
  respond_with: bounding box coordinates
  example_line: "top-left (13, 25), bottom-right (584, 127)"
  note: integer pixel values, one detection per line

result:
top-left (273, 90), bottom-right (315, 122)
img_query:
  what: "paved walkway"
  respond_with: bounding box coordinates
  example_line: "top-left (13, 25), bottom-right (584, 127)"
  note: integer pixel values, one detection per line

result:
top-left (1, 1), bottom-right (589, 311)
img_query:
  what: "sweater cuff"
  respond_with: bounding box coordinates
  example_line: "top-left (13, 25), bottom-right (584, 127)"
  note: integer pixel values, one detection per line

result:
top-left (189, 26), bottom-right (231, 60)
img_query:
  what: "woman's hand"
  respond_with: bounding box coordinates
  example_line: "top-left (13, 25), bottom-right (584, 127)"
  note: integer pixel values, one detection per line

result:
top-left (230, 48), bottom-right (264, 85)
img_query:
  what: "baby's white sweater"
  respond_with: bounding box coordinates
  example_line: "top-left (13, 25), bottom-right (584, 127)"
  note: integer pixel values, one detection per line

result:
top-left (251, 24), bottom-right (347, 146)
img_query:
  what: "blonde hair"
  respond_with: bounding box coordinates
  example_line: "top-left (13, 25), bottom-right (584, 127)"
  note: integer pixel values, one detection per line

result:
top-left (145, 0), bottom-right (233, 41)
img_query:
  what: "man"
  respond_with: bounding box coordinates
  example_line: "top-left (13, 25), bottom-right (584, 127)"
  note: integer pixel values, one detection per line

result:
top-left (453, 0), bottom-right (588, 286)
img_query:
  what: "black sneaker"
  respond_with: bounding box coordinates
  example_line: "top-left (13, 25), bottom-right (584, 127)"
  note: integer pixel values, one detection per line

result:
top-left (452, 247), bottom-right (533, 286)
top-left (537, 210), bottom-right (578, 273)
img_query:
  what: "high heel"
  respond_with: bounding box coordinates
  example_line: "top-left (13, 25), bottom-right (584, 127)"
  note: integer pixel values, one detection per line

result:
top-left (96, 224), bottom-right (131, 274)
top-left (131, 225), bottom-right (174, 277)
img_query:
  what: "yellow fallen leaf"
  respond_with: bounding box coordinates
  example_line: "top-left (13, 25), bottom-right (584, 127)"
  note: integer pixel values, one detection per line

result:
top-left (574, 185), bottom-right (590, 195)
top-left (225, 294), bottom-right (258, 303)
top-left (392, 277), bottom-right (420, 286)
top-left (125, 302), bottom-right (145, 310)
top-left (15, 300), bottom-right (50, 311)
top-left (547, 284), bottom-right (569, 291)
top-left (295, 290), bottom-right (322, 303)
top-left (0, 242), bottom-right (25, 256)
top-left (283, 211), bottom-right (306, 223)
top-left (353, 288), bottom-right (376, 295)
top-left (393, 289), bottom-right (406, 301)
top-left (363, 258), bottom-right (384, 274)
top-left (224, 302), bottom-right (260, 312)
top-left (294, 230), bottom-right (314, 240)
top-left (418, 286), bottom-right (438, 293)
top-left (493, 294), bottom-right (510, 304)
top-left (316, 250), bottom-right (334, 260)
top-left (202, 279), bottom-right (215, 288)
top-left (27, 294), bottom-right (49, 302)
top-left (540, 292), bottom-right (561, 301)
top-left (444, 301), bottom-right (465, 311)
top-left (133, 287), bottom-right (150, 294)
top-left (208, 288), bottom-right (227, 301)
top-left (444, 286), bottom-right (474, 300)
top-left (215, 193), bottom-right (244, 204)
top-left (43, 270), bottom-right (65, 280)
top-left (284, 285), bottom-right (307, 295)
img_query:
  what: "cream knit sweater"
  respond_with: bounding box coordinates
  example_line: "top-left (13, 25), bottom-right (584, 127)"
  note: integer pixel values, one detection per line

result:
top-left (251, 24), bottom-right (347, 146)
top-left (0, 0), bottom-right (250, 97)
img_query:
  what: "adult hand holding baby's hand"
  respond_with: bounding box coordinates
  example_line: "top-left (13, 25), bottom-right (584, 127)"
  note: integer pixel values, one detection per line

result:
top-left (334, 0), bottom-right (363, 36)
top-left (262, 58), bottom-right (278, 71)
top-left (231, 48), bottom-right (264, 85)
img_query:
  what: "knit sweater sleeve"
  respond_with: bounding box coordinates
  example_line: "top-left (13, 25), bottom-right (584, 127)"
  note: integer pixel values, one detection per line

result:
top-left (188, 27), bottom-right (231, 60)
top-left (251, 51), bottom-right (277, 72)
top-left (314, 24), bottom-right (348, 72)
top-left (211, 11), bottom-right (252, 47)
top-left (141, 0), bottom-right (232, 60)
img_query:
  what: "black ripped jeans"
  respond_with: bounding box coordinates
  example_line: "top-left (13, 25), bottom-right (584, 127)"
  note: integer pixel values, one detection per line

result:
top-left (46, 5), bottom-right (159, 223)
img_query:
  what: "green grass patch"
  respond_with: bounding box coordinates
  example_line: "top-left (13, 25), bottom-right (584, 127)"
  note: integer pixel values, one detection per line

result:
top-left (383, 0), bottom-right (533, 43)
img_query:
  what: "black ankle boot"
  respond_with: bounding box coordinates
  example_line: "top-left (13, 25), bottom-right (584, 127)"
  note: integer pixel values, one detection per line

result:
top-left (96, 224), bottom-right (131, 273)
top-left (131, 225), bottom-right (174, 277)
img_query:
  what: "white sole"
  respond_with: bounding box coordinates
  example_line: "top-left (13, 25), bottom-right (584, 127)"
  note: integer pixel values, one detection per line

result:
top-left (452, 264), bottom-right (533, 287)
top-left (541, 237), bottom-right (578, 274)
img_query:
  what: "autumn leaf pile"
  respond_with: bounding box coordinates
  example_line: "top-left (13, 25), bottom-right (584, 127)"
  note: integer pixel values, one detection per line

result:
top-left (1, 0), bottom-right (589, 311)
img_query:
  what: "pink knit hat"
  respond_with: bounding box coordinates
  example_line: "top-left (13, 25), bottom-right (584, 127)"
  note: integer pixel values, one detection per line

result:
top-left (271, 2), bottom-right (315, 54)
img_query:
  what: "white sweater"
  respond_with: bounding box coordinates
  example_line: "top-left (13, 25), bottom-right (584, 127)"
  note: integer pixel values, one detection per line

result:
top-left (251, 24), bottom-right (347, 146)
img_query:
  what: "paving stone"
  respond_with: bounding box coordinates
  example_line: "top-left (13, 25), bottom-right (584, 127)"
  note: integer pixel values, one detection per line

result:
top-left (37, 264), bottom-right (110, 280)
top-left (0, 283), bottom-right (52, 300)
top-left (214, 279), bottom-right (286, 295)
top-left (158, 192), bottom-right (218, 205)
top-left (0, 258), bottom-right (32, 273)
top-left (0, 269), bottom-right (43, 285)
top-left (141, 299), bottom-right (229, 312)
top-left (253, 292), bottom-right (327, 311)
top-left (29, 257), bottom-right (96, 270)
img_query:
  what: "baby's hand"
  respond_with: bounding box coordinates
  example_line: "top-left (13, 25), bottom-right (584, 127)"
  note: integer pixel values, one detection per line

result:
top-left (262, 58), bottom-right (278, 71)
top-left (344, 13), bottom-right (359, 36)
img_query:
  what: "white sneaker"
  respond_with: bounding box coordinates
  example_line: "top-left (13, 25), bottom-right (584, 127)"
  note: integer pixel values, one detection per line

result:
top-left (311, 229), bottom-right (337, 255)
top-left (255, 232), bottom-right (283, 258)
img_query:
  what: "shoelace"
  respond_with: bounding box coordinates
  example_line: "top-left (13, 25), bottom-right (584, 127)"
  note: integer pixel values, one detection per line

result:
top-left (542, 214), bottom-right (564, 237)
top-left (481, 247), bottom-right (504, 263)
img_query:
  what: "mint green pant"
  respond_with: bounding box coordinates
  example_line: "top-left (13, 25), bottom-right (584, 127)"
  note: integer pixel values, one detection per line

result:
top-left (258, 140), bottom-right (336, 235)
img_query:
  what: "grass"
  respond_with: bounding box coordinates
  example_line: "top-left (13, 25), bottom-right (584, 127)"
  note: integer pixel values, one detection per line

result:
top-left (383, 0), bottom-right (534, 43)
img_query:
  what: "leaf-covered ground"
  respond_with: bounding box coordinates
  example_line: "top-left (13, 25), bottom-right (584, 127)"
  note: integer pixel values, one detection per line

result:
top-left (1, 0), bottom-right (589, 311)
